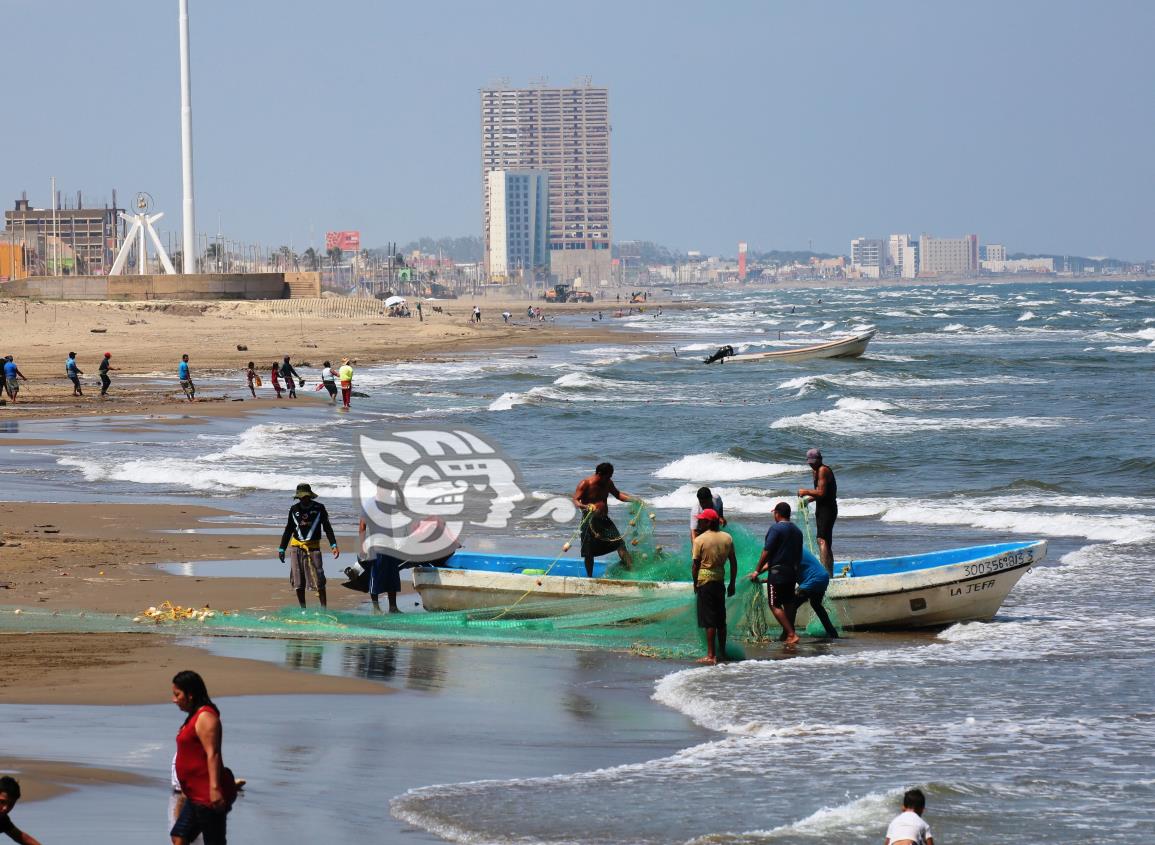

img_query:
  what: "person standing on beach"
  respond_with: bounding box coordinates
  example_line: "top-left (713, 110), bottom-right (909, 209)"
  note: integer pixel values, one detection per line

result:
top-left (502, 310), bottom-right (511, 324)
top-left (338, 357), bottom-right (354, 409)
top-left (65, 351), bottom-right (84, 396)
top-left (269, 361), bottom-right (283, 399)
top-left (278, 482), bottom-right (340, 609)
top-left (798, 447), bottom-right (837, 574)
top-left (178, 354), bottom-right (195, 401)
top-left (98, 352), bottom-right (116, 398)
top-left (0, 776), bottom-right (44, 845)
top-left (472, 305), bottom-right (481, 323)
top-left (691, 508), bottom-right (737, 664)
top-left (280, 355), bottom-right (301, 399)
top-left (690, 486), bottom-right (726, 544)
top-left (245, 361), bottom-right (258, 398)
top-left (171, 670), bottom-right (235, 845)
top-left (3, 356), bottom-right (27, 403)
top-left (319, 360), bottom-right (338, 403)
top-left (748, 501), bottom-right (801, 645)
top-left (573, 462), bottom-right (634, 578)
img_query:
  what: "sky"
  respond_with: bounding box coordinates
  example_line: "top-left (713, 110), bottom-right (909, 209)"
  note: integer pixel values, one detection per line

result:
top-left (4, 0), bottom-right (1153, 259)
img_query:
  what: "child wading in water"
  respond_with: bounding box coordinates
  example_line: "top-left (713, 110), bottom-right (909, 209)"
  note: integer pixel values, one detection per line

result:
top-left (0, 776), bottom-right (44, 845)
top-left (245, 362), bottom-right (258, 398)
top-left (883, 788), bottom-right (934, 845)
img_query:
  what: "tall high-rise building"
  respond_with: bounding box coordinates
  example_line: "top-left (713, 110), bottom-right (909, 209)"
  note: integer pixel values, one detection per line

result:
top-left (481, 82), bottom-right (611, 285)
top-left (487, 170), bottom-right (550, 281)
top-left (888, 234), bottom-right (913, 276)
top-left (850, 237), bottom-right (886, 277)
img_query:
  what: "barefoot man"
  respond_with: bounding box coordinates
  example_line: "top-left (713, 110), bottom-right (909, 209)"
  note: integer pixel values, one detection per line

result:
top-left (799, 447), bottom-right (837, 574)
top-left (691, 508), bottom-right (737, 664)
top-left (573, 462), bottom-right (634, 578)
top-left (749, 501), bottom-right (802, 645)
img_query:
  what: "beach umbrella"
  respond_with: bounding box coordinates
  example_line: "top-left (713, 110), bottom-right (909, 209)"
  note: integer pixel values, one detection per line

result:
top-left (384, 295), bottom-right (406, 307)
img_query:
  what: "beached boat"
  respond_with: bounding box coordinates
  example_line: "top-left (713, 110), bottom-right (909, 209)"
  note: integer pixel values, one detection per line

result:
top-left (411, 540), bottom-right (1046, 631)
top-left (705, 329), bottom-right (876, 364)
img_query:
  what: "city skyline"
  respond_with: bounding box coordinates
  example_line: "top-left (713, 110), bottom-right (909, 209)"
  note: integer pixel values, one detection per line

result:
top-left (3, 0), bottom-right (1153, 260)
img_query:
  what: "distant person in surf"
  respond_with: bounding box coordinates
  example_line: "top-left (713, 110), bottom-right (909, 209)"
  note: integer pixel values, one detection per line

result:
top-left (572, 462), bottom-right (634, 578)
top-left (270, 361), bottom-right (284, 398)
top-left (319, 360), bottom-right (338, 403)
top-left (278, 483), bottom-right (340, 609)
top-left (691, 508), bottom-right (737, 664)
top-left (245, 362), bottom-right (258, 398)
top-left (749, 501), bottom-right (801, 645)
top-left (690, 486), bottom-right (726, 544)
top-left (338, 358), bottom-right (354, 409)
top-left (178, 354), bottom-right (195, 401)
top-left (883, 788), bottom-right (934, 845)
top-left (798, 447), bottom-right (837, 574)
top-left (280, 355), bottom-right (302, 399)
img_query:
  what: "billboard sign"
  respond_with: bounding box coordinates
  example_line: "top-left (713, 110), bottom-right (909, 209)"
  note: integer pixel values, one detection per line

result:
top-left (326, 231), bottom-right (361, 252)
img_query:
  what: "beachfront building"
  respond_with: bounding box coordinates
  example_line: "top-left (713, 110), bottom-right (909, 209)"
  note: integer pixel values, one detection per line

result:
top-left (981, 257), bottom-right (1055, 274)
top-left (982, 244), bottom-right (1007, 262)
top-left (487, 170), bottom-right (550, 283)
top-left (850, 237), bottom-right (886, 278)
top-left (888, 234), bottom-right (915, 277)
top-left (480, 82), bottom-right (611, 287)
top-left (918, 233), bottom-right (979, 277)
top-left (4, 194), bottom-right (123, 275)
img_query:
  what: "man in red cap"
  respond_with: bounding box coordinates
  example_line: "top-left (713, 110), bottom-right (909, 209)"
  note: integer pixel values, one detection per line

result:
top-left (691, 508), bottom-right (737, 664)
top-left (799, 447), bottom-right (837, 574)
top-left (98, 352), bottom-right (117, 398)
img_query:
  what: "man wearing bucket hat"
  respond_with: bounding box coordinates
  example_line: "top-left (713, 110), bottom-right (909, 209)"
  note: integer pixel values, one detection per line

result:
top-left (278, 483), bottom-right (340, 609)
top-left (337, 358), bottom-right (354, 409)
top-left (798, 447), bottom-right (837, 574)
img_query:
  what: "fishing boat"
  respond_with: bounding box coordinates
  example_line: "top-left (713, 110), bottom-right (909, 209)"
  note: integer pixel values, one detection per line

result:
top-left (704, 328), bottom-right (876, 364)
top-left (411, 540), bottom-right (1046, 631)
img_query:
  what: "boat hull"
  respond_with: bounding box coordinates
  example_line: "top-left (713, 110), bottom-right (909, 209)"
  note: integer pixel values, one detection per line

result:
top-left (726, 329), bottom-right (876, 363)
top-left (412, 540), bottom-right (1046, 631)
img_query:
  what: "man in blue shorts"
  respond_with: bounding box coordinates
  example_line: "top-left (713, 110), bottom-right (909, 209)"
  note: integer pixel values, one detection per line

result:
top-left (749, 501), bottom-right (802, 644)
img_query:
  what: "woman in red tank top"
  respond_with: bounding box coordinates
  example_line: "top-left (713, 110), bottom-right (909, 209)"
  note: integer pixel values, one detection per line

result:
top-left (170, 670), bottom-right (229, 845)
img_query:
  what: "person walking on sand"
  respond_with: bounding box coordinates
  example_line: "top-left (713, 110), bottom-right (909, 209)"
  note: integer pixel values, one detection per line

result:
top-left (0, 776), bottom-right (44, 845)
top-left (798, 447), bottom-right (837, 574)
top-left (416, 301), bottom-right (423, 322)
top-left (573, 462), bottom-right (634, 578)
top-left (3, 356), bottom-right (27, 403)
top-left (319, 360), bottom-right (338, 403)
top-left (245, 361), bottom-right (258, 398)
top-left (691, 508), bottom-right (737, 664)
top-left (178, 354), bottom-right (195, 401)
top-left (748, 501), bottom-right (802, 645)
top-left (884, 788), bottom-right (934, 845)
top-left (472, 305), bottom-right (481, 323)
top-left (278, 482), bottom-right (340, 608)
top-left (170, 670), bottom-right (236, 845)
top-left (338, 357), bottom-right (354, 409)
top-left (280, 355), bottom-right (302, 399)
top-left (66, 351), bottom-right (84, 396)
top-left (98, 352), bottom-right (116, 398)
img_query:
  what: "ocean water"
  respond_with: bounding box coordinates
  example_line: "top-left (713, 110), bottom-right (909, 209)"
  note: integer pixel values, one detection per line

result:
top-left (6, 280), bottom-right (1155, 842)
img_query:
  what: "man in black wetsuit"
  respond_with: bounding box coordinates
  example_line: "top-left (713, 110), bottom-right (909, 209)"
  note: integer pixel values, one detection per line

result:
top-left (278, 483), bottom-right (340, 608)
top-left (280, 356), bottom-right (302, 399)
top-left (799, 447), bottom-right (837, 575)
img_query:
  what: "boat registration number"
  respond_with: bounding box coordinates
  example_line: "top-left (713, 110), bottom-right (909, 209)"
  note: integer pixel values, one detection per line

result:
top-left (963, 549), bottom-right (1033, 577)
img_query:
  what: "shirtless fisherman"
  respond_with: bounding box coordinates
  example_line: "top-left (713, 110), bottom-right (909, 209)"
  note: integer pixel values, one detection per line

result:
top-left (799, 447), bottom-right (837, 574)
top-left (573, 462), bottom-right (634, 578)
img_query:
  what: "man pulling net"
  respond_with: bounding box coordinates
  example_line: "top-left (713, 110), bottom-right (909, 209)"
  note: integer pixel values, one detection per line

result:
top-left (572, 462), bottom-right (635, 578)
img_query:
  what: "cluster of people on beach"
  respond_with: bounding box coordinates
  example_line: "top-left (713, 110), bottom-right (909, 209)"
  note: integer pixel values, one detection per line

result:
top-left (573, 449), bottom-right (839, 664)
top-left (243, 356), bottom-right (356, 408)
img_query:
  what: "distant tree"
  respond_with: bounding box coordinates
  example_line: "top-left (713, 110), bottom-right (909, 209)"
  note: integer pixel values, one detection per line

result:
top-left (326, 246), bottom-right (343, 267)
top-left (302, 247), bottom-right (319, 270)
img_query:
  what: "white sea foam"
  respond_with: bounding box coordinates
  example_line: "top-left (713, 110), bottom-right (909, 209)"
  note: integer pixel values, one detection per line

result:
top-left (1017, 311), bottom-right (1037, 321)
top-left (771, 404), bottom-right (1067, 436)
top-left (56, 455), bottom-right (349, 496)
top-left (488, 392), bottom-right (526, 411)
top-left (649, 483), bottom-right (789, 515)
top-left (654, 453), bottom-right (804, 482)
top-left (878, 502), bottom-right (1155, 543)
top-left (688, 789), bottom-right (899, 842)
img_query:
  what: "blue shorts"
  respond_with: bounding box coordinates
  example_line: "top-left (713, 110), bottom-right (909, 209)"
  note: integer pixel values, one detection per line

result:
top-left (170, 798), bottom-right (227, 845)
top-left (368, 553), bottom-right (402, 595)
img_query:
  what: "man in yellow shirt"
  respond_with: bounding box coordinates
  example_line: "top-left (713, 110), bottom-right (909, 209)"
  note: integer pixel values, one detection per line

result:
top-left (691, 509), bottom-right (737, 664)
top-left (338, 357), bottom-right (354, 409)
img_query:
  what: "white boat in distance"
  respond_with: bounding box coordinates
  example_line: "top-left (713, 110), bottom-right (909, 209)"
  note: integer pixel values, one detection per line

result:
top-left (705, 329), bottom-right (876, 364)
top-left (411, 540), bottom-right (1046, 632)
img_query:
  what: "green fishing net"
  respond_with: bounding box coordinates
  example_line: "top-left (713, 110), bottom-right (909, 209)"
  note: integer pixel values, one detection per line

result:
top-left (0, 502), bottom-right (839, 659)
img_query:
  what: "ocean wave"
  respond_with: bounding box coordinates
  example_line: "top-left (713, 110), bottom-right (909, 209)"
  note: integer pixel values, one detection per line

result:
top-left (654, 453), bottom-right (805, 482)
top-left (770, 405), bottom-right (1068, 436)
top-left (685, 789), bottom-right (899, 843)
top-left (878, 502), bottom-right (1155, 543)
top-left (1017, 311), bottom-right (1037, 321)
top-left (649, 484), bottom-right (793, 514)
top-left (56, 455), bottom-right (349, 496)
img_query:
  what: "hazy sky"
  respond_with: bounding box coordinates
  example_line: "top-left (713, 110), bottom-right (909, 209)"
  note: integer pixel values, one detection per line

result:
top-left (5, 0), bottom-right (1153, 258)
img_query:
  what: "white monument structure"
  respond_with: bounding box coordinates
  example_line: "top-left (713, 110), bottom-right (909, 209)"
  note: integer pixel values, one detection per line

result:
top-left (108, 193), bottom-right (177, 275)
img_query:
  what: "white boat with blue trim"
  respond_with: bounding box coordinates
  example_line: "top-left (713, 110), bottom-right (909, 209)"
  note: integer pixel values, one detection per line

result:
top-left (411, 540), bottom-right (1046, 631)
